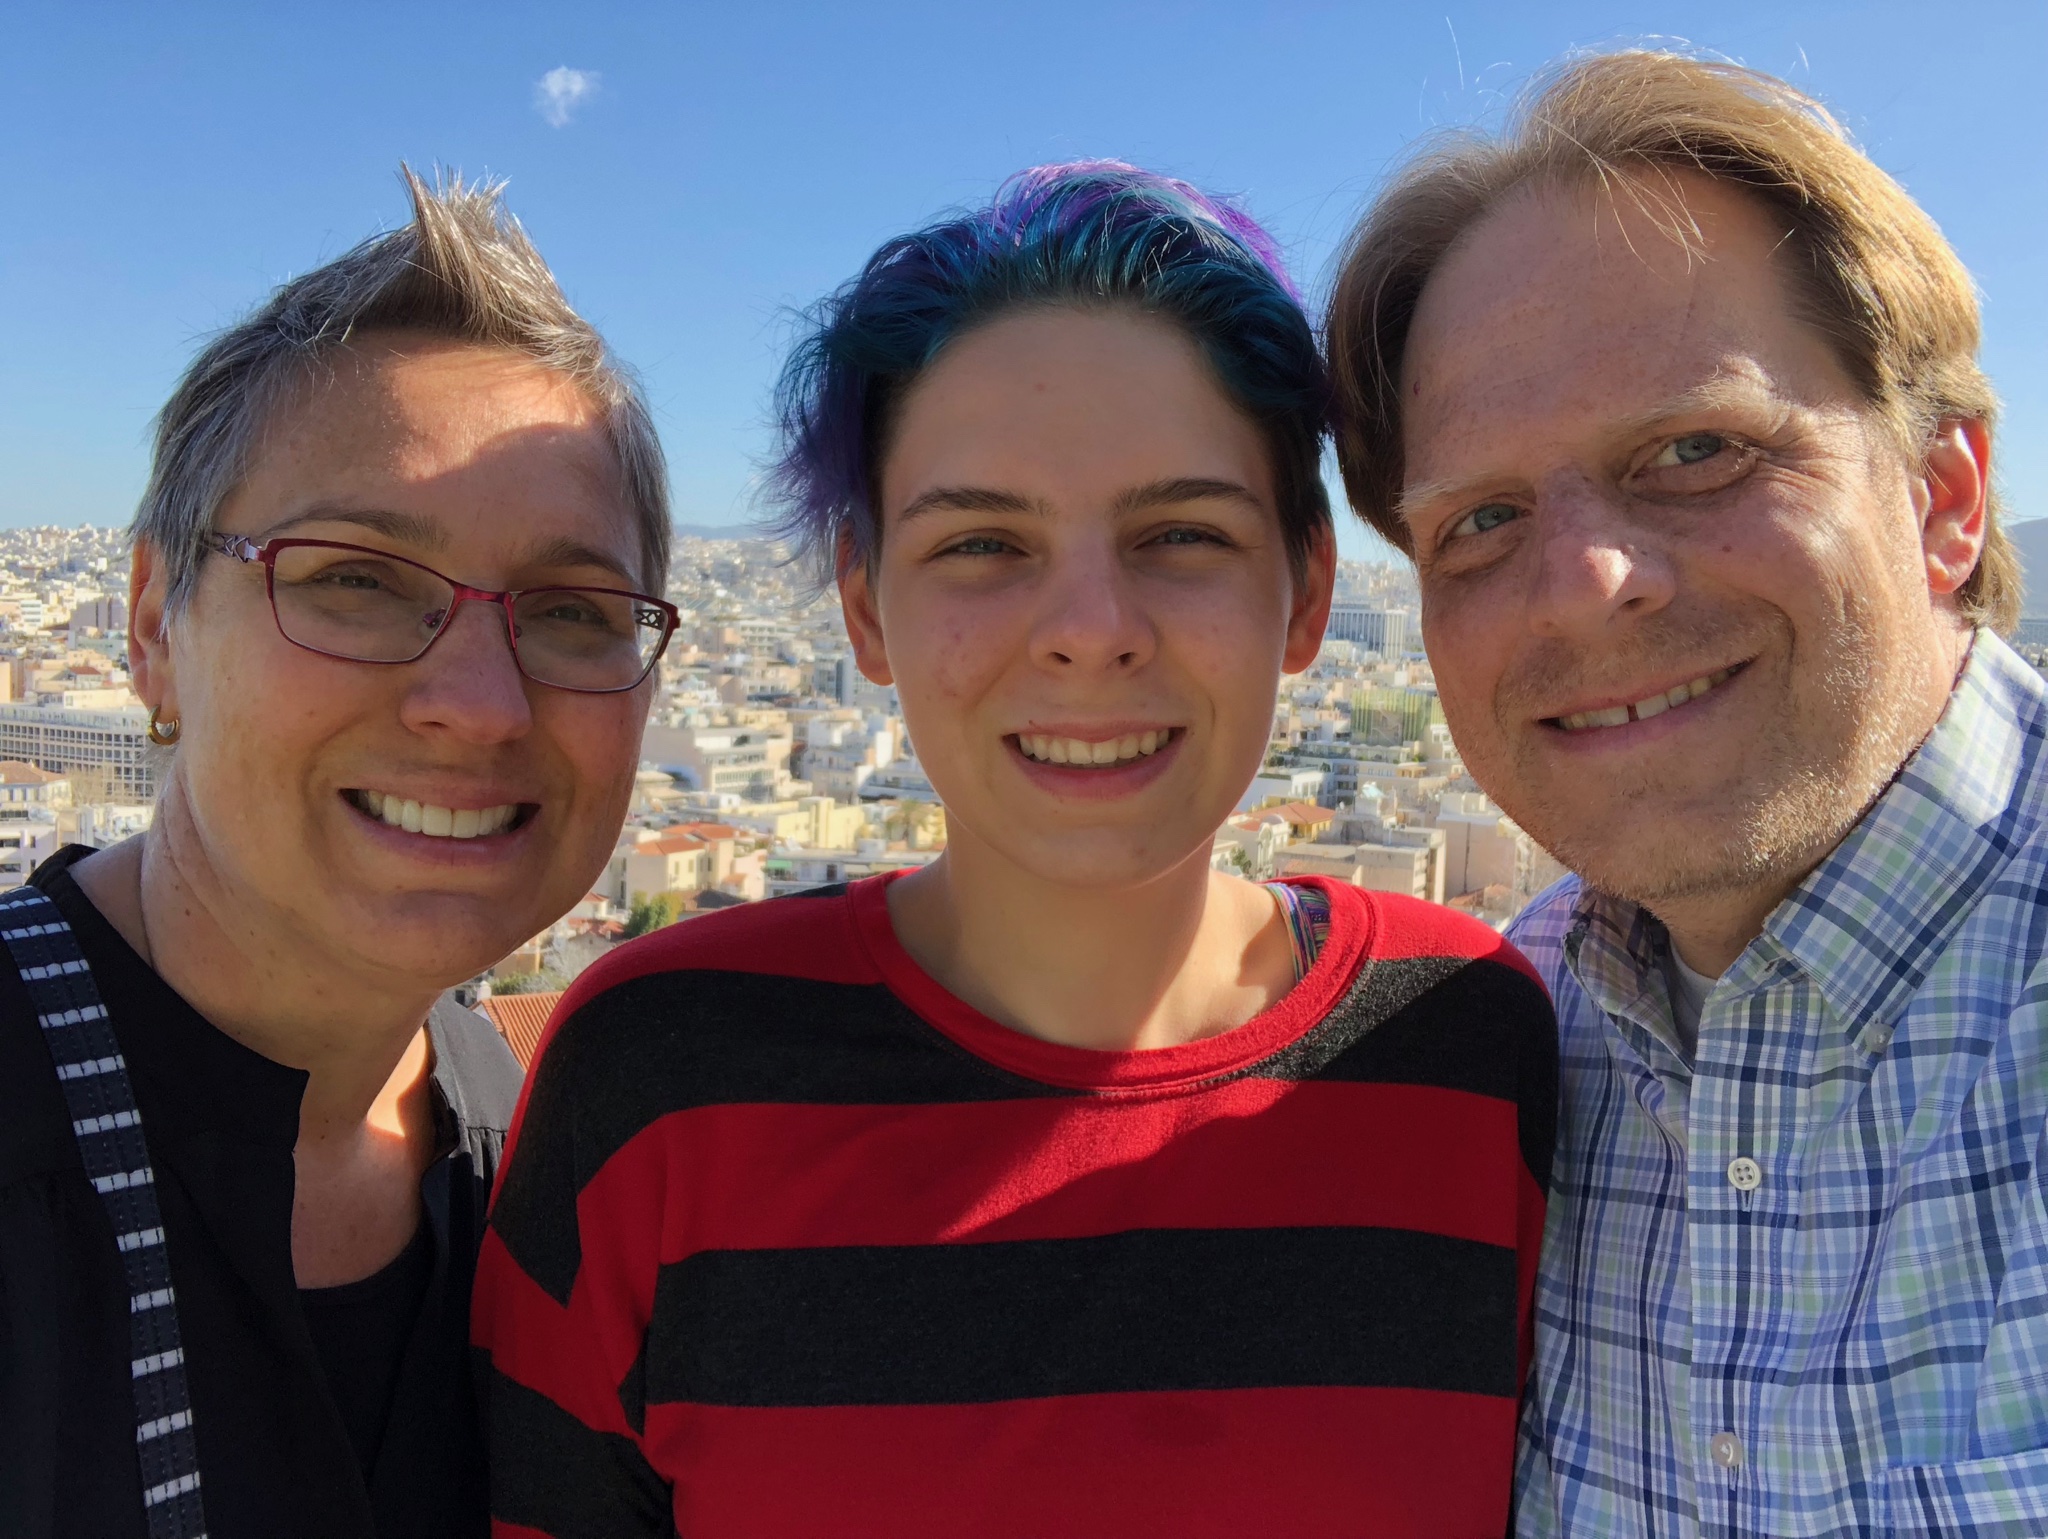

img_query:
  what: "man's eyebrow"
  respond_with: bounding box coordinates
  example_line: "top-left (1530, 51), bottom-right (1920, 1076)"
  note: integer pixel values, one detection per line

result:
top-left (1109, 477), bottom-right (1267, 517)
top-left (895, 486), bottom-right (1041, 522)
top-left (1396, 376), bottom-right (1782, 522)
top-left (255, 505), bottom-right (448, 548)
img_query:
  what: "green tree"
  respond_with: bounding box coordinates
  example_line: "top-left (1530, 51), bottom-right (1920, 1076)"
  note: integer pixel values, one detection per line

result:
top-left (623, 891), bottom-right (685, 938)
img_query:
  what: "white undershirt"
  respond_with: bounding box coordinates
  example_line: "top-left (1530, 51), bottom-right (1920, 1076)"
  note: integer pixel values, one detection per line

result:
top-left (1664, 946), bottom-right (1720, 1056)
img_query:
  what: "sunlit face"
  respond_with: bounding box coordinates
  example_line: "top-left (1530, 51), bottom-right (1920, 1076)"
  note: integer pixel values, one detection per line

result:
top-left (842, 307), bottom-right (1330, 891)
top-left (136, 338), bottom-right (655, 987)
top-left (1400, 173), bottom-right (1972, 911)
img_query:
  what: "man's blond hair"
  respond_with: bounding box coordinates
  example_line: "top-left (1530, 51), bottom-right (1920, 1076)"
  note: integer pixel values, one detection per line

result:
top-left (1327, 51), bottom-right (2013, 630)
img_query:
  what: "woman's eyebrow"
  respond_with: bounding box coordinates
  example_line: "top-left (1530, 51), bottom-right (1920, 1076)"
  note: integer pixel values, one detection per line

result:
top-left (521, 535), bottom-right (638, 584)
top-left (259, 504), bottom-right (445, 546)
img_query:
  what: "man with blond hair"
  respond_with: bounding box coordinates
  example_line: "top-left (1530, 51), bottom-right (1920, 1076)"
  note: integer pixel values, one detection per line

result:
top-left (1328, 51), bottom-right (2041, 1537)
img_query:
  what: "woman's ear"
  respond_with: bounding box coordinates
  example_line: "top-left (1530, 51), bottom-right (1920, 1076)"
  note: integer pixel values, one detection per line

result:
top-left (836, 531), bottom-right (894, 686)
top-left (128, 538), bottom-right (178, 720)
top-left (1281, 523), bottom-right (1337, 674)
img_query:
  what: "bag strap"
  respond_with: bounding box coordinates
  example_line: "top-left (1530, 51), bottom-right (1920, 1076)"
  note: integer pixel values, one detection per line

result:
top-left (0, 886), bottom-right (208, 1538)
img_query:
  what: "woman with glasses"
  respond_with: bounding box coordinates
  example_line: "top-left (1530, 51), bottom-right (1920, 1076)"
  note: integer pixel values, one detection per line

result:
top-left (0, 173), bottom-right (674, 1539)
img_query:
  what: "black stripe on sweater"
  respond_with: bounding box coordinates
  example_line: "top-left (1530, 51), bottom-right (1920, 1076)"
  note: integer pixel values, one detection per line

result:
top-left (644, 1225), bottom-right (1518, 1408)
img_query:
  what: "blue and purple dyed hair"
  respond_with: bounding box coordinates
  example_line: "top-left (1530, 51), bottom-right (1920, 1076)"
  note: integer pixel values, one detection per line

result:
top-left (767, 160), bottom-right (1331, 576)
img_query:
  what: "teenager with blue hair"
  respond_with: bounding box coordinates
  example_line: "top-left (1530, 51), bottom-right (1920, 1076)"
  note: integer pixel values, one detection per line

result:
top-left (475, 161), bottom-right (1557, 1536)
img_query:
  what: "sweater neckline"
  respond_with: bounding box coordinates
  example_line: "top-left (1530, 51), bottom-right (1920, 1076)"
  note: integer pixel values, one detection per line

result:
top-left (847, 871), bottom-right (1375, 1092)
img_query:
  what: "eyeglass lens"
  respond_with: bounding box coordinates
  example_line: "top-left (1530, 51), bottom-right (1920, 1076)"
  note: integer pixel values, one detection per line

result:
top-left (268, 543), bottom-right (666, 691)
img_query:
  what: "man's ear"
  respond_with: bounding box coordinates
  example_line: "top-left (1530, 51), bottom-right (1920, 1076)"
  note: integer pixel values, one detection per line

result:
top-left (836, 534), bottom-right (894, 686)
top-left (1281, 523), bottom-right (1338, 674)
top-left (128, 538), bottom-right (178, 720)
top-left (1919, 418), bottom-right (1991, 601)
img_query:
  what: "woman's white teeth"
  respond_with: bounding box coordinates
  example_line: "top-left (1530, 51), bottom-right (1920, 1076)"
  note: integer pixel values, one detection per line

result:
top-left (357, 790), bottom-right (518, 837)
top-left (1558, 668), bottom-right (1737, 732)
top-left (1019, 730), bottom-right (1169, 765)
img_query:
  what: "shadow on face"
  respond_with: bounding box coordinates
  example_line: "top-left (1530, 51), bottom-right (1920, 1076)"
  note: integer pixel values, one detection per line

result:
top-left (133, 338), bottom-right (659, 988)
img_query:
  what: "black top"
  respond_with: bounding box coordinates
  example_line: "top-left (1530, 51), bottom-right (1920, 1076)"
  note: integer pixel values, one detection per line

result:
top-left (301, 1218), bottom-right (435, 1478)
top-left (0, 847), bottom-right (524, 1539)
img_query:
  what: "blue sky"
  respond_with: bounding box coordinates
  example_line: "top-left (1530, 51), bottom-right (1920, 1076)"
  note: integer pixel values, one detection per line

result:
top-left (5, 2), bottom-right (2043, 561)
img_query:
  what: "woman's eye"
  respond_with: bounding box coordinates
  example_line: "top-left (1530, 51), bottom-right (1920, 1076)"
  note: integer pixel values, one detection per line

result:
top-left (1450, 502), bottom-right (1519, 540)
top-left (1652, 432), bottom-right (1728, 468)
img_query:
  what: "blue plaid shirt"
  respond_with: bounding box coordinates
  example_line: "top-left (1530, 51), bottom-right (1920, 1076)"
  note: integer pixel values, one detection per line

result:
top-left (1510, 632), bottom-right (2048, 1539)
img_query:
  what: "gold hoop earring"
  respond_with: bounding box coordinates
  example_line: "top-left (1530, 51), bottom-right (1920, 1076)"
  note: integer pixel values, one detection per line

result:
top-left (146, 708), bottom-right (181, 746)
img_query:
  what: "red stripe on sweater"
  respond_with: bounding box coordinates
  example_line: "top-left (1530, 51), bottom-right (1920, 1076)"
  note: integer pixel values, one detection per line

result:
top-left (646, 1386), bottom-right (1515, 1538)
top-left (568, 1077), bottom-right (1522, 1260)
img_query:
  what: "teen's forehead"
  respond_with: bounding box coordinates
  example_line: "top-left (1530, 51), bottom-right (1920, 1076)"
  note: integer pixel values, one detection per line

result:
top-left (879, 308), bottom-right (1274, 521)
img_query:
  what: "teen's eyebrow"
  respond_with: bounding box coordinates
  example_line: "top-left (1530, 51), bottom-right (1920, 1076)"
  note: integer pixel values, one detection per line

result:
top-left (1110, 477), bottom-right (1266, 517)
top-left (895, 486), bottom-right (1041, 522)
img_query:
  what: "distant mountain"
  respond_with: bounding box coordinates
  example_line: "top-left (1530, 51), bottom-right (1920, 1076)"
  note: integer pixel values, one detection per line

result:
top-left (2008, 517), bottom-right (2048, 618)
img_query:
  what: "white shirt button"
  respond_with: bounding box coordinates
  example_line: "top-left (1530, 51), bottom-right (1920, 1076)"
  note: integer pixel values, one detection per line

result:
top-left (1710, 1431), bottom-right (1744, 1469)
top-left (1727, 1156), bottom-right (1763, 1192)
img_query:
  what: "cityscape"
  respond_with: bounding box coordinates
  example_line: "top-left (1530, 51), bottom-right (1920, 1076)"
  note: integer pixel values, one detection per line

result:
top-left (10, 519), bottom-right (2041, 1064)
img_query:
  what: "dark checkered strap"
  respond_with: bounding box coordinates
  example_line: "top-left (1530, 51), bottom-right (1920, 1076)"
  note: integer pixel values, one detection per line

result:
top-left (0, 885), bottom-right (208, 1538)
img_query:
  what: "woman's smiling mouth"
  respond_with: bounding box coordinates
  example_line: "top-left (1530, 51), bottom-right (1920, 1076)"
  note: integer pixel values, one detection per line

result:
top-left (342, 788), bottom-right (531, 838)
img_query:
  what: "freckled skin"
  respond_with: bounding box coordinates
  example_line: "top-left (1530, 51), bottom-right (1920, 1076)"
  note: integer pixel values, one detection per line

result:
top-left (135, 339), bottom-right (655, 990)
top-left (1399, 174), bottom-right (1981, 946)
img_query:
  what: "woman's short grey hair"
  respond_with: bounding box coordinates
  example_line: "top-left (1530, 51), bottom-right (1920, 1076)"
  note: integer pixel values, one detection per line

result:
top-left (134, 167), bottom-right (670, 614)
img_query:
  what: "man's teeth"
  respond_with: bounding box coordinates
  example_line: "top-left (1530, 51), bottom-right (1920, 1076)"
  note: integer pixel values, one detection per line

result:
top-left (1557, 668), bottom-right (1737, 732)
top-left (1018, 729), bottom-right (1171, 766)
top-left (352, 790), bottom-right (520, 838)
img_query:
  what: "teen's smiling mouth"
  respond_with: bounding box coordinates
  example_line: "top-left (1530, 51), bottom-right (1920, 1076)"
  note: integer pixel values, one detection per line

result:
top-left (1006, 726), bottom-right (1185, 799)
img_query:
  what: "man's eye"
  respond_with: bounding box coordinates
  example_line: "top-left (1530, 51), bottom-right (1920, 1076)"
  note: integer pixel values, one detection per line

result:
top-left (1153, 527), bottom-right (1220, 548)
top-left (1652, 432), bottom-right (1728, 468)
top-left (1449, 502), bottom-right (1519, 540)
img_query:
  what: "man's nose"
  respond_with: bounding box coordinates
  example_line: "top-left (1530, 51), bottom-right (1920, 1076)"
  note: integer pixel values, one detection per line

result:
top-left (397, 595), bottom-right (534, 743)
top-left (1026, 546), bottom-right (1158, 674)
top-left (1525, 477), bottom-right (1677, 638)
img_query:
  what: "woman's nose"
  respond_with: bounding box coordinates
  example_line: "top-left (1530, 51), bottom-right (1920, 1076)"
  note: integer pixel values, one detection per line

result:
top-left (397, 596), bottom-right (535, 743)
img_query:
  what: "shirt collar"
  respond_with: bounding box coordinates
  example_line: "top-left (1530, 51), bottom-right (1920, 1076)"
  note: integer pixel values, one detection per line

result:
top-left (1567, 631), bottom-right (2048, 1052)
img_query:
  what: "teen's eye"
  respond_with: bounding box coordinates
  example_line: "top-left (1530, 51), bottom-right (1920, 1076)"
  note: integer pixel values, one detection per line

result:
top-left (1649, 432), bottom-right (1729, 468)
top-left (1447, 502), bottom-right (1520, 541)
top-left (939, 535), bottom-right (1015, 557)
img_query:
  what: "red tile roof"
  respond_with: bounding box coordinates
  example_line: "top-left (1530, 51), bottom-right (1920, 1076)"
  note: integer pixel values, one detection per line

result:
top-left (479, 990), bottom-right (562, 1070)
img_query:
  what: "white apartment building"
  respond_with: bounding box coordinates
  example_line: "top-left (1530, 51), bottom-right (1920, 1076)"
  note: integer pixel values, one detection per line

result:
top-left (0, 702), bottom-right (155, 800)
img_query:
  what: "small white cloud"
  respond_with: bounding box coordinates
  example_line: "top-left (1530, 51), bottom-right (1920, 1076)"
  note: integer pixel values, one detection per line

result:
top-left (534, 67), bottom-right (599, 128)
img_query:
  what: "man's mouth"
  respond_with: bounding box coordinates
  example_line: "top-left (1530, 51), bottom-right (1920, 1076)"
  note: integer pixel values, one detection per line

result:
top-left (1550, 665), bottom-right (1744, 732)
top-left (1014, 728), bottom-right (1179, 766)
top-left (343, 788), bottom-right (532, 839)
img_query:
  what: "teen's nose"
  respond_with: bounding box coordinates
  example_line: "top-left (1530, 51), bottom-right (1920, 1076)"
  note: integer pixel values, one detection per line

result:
top-left (1525, 472), bottom-right (1678, 640)
top-left (1027, 543), bottom-right (1159, 673)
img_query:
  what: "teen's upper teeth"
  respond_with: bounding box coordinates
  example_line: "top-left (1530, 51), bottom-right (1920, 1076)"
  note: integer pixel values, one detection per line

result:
top-left (1557, 668), bottom-right (1736, 732)
top-left (354, 789), bottom-right (519, 837)
top-left (1018, 730), bottom-right (1169, 765)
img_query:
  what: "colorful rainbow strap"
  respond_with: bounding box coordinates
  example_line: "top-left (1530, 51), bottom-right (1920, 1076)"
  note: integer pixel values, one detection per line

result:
top-left (1264, 880), bottom-right (1333, 984)
top-left (0, 886), bottom-right (208, 1538)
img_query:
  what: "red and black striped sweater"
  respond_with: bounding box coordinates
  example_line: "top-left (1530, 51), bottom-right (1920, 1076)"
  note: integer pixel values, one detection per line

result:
top-left (474, 874), bottom-right (1556, 1538)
